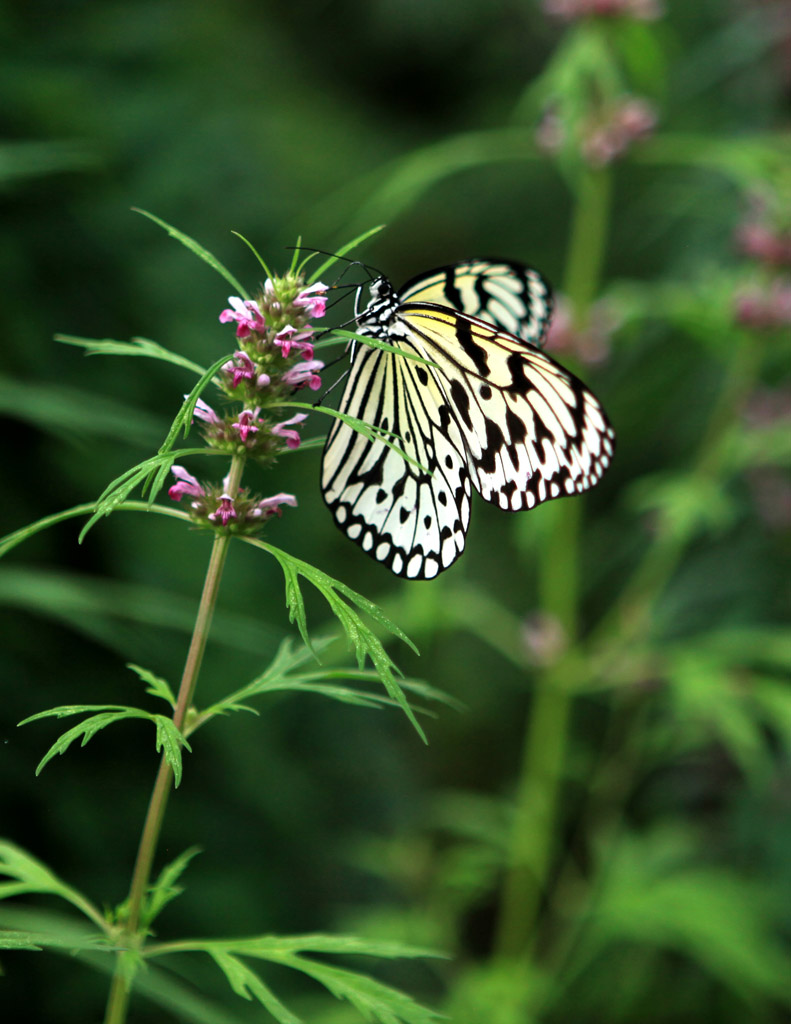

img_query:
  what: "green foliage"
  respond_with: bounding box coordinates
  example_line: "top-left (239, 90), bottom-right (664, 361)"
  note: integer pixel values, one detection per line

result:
top-left (19, 705), bottom-right (191, 787)
top-left (250, 541), bottom-right (426, 738)
top-left (3, 4), bottom-right (791, 1024)
top-left (156, 934), bottom-right (444, 1024)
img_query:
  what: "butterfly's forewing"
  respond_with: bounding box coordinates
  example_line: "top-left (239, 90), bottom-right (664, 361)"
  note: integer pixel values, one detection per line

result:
top-left (399, 260), bottom-right (553, 345)
top-left (397, 305), bottom-right (615, 512)
top-left (321, 261), bottom-right (614, 579)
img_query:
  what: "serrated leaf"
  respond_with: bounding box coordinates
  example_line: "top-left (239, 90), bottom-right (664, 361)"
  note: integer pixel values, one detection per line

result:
top-left (127, 663), bottom-right (177, 707)
top-left (210, 950), bottom-right (303, 1024)
top-left (77, 447), bottom-right (210, 541)
top-left (154, 717), bottom-right (191, 788)
top-left (283, 956), bottom-right (443, 1024)
top-left (248, 541), bottom-right (423, 740)
top-left (21, 705), bottom-right (190, 785)
top-left (143, 847), bottom-right (201, 928)
top-left (55, 334), bottom-right (207, 376)
top-left (29, 711), bottom-right (141, 775)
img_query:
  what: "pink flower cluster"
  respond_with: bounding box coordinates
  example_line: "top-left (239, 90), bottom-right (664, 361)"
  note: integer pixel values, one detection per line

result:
top-left (166, 271), bottom-right (329, 534)
top-left (169, 466), bottom-right (297, 529)
top-left (536, 97), bottom-right (657, 167)
top-left (543, 0), bottom-right (662, 19)
top-left (582, 98), bottom-right (657, 167)
top-left (734, 279), bottom-right (791, 330)
top-left (736, 221), bottom-right (791, 267)
top-left (545, 295), bottom-right (617, 365)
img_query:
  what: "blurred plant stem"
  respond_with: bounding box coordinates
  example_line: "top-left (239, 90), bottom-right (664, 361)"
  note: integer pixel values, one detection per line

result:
top-left (494, 165), bottom-right (612, 964)
top-left (591, 330), bottom-right (762, 661)
top-left (103, 457), bottom-right (244, 1024)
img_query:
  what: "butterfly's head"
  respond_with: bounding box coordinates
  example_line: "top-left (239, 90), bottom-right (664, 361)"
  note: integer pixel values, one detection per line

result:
top-left (355, 275), bottom-right (399, 328)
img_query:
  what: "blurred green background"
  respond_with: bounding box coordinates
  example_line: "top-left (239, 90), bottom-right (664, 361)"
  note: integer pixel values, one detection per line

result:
top-left (3, 1), bottom-right (791, 1022)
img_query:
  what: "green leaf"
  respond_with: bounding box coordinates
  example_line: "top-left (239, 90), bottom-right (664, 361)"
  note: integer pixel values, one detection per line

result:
top-left (229, 232), bottom-right (274, 283)
top-left (0, 139), bottom-right (98, 185)
top-left (286, 955), bottom-right (443, 1024)
top-left (327, 328), bottom-right (441, 367)
top-left (143, 847), bottom-right (201, 929)
top-left (20, 704), bottom-right (189, 784)
top-left (210, 951), bottom-right (303, 1023)
top-left (0, 374), bottom-right (165, 447)
top-left (281, 401), bottom-right (430, 474)
top-left (587, 827), bottom-right (791, 1005)
top-left (154, 716), bottom-right (192, 787)
top-left (0, 842), bottom-right (106, 930)
top-left (305, 224), bottom-right (385, 283)
top-left (127, 663), bottom-right (177, 708)
top-left (152, 934), bottom-right (444, 1024)
top-left (54, 334), bottom-right (208, 376)
top-left (191, 637), bottom-right (435, 726)
top-left (0, 931), bottom-right (43, 950)
top-left (248, 541), bottom-right (424, 740)
top-left (133, 208), bottom-right (248, 297)
top-left (77, 426), bottom-right (224, 542)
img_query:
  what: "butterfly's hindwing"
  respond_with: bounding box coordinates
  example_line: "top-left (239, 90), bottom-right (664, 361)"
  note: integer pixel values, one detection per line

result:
top-left (399, 259), bottom-right (553, 345)
top-left (322, 333), bottom-right (471, 579)
top-left (321, 260), bottom-right (615, 578)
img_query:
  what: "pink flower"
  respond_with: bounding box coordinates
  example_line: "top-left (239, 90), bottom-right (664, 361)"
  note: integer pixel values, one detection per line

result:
top-left (274, 325), bottom-right (315, 360)
top-left (294, 282), bottom-right (328, 319)
top-left (735, 221), bottom-right (791, 267)
top-left (263, 278), bottom-right (281, 313)
top-left (248, 492), bottom-right (298, 518)
top-left (231, 408), bottom-right (262, 443)
top-left (193, 397), bottom-right (221, 425)
top-left (272, 413), bottom-right (308, 450)
top-left (543, 0), bottom-right (662, 18)
top-left (282, 359), bottom-right (324, 391)
top-left (735, 279), bottom-right (791, 329)
top-left (219, 297), bottom-right (266, 339)
top-left (208, 493), bottom-right (237, 526)
top-left (545, 295), bottom-right (615, 364)
top-left (223, 351), bottom-right (258, 389)
top-left (169, 466), bottom-right (205, 501)
top-left (583, 98), bottom-right (657, 166)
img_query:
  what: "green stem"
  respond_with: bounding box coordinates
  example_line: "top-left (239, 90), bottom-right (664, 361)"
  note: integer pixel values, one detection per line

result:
top-left (103, 456), bottom-right (244, 1024)
top-left (590, 329), bottom-right (762, 659)
top-left (494, 165), bottom-right (612, 961)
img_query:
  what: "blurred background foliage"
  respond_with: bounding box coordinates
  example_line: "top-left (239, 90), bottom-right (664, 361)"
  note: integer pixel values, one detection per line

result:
top-left (2, 0), bottom-right (791, 1021)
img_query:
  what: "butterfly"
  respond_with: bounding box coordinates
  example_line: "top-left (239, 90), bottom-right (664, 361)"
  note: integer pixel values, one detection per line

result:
top-left (320, 259), bottom-right (615, 579)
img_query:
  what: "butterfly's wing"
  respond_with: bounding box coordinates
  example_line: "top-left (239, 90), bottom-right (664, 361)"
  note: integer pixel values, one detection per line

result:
top-left (321, 337), bottom-right (472, 580)
top-left (321, 299), bottom-right (615, 579)
top-left (399, 260), bottom-right (553, 345)
top-left (398, 304), bottom-right (615, 512)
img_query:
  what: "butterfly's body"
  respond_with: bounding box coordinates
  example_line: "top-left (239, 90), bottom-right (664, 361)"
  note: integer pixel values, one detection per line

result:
top-left (321, 260), bottom-right (615, 579)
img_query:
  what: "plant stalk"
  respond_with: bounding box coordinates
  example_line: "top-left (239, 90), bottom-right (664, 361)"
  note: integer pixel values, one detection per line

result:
top-left (494, 164), bottom-right (611, 961)
top-left (103, 456), bottom-right (244, 1024)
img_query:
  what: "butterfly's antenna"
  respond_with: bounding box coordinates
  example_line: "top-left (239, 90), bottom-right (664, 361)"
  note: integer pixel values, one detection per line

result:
top-left (285, 245), bottom-right (382, 289)
top-left (312, 365), bottom-right (351, 409)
